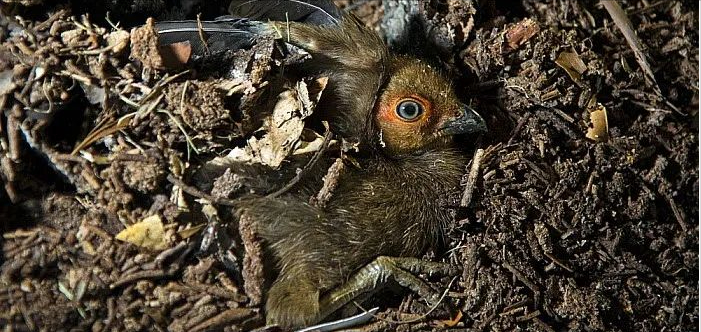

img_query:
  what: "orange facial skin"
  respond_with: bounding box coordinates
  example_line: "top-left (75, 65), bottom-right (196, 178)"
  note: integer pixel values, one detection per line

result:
top-left (377, 94), bottom-right (433, 124)
top-left (373, 57), bottom-right (465, 157)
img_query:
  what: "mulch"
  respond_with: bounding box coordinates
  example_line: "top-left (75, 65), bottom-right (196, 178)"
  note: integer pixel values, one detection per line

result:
top-left (0, 0), bottom-right (697, 331)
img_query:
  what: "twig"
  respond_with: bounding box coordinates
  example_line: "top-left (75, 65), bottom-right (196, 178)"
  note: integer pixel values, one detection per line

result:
top-left (515, 309), bottom-right (541, 322)
top-left (195, 14), bottom-right (210, 55)
top-left (184, 306), bottom-right (219, 330)
top-left (664, 194), bottom-right (688, 232)
top-left (507, 113), bottom-right (531, 145)
top-left (110, 268), bottom-right (172, 289)
top-left (460, 148), bottom-right (484, 207)
top-left (502, 262), bottom-right (540, 305)
top-left (544, 252), bottom-right (574, 273)
top-left (102, 297), bottom-right (116, 332)
top-left (501, 299), bottom-right (530, 313)
top-left (190, 282), bottom-right (247, 302)
top-left (628, 0), bottom-right (673, 16)
top-left (309, 157), bottom-right (344, 208)
top-left (154, 241), bottom-right (188, 267)
top-left (238, 212), bottom-right (264, 306)
top-left (602, 1), bottom-right (660, 94)
top-left (7, 111), bottom-right (22, 161)
top-left (158, 108), bottom-right (200, 159)
top-left (166, 174), bottom-right (238, 206)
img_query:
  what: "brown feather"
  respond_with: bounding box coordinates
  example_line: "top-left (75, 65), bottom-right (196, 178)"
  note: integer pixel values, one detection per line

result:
top-left (227, 6), bottom-right (483, 329)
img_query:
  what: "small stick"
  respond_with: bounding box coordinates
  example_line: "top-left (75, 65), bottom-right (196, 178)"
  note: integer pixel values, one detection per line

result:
top-left (7, 110), bottom-right (22, 161)
top-left (665, 194), bottom-right (688, 232)
top-left (602, 1), bottom-right (660, 94)
top-left (154, 241), bottom-right (187, 267)
top-left (190, 308), bottom-right (255, 332)
top-left (103, 297), bottom-right (116, 332)
top-left (110, 268), bottom-right (171, 289)
top-left (507, 113), bottom-right (531, 145)
top-left (502, 262), bottom-right (540, 304)
top-left (544, 252), bottom-right (574, 273)
top-left (238, 212), bottom-right (264, 306)
top-left (515, 309), bottom-right (541, 322)
top-left (460, 148), bottom-right (484, 207)
top-left (195, 14), bottom-right (210, 55)
top-left (310, 157), bottom-right (344, 208)
top-left (166, 174), bottom-right (238, 206)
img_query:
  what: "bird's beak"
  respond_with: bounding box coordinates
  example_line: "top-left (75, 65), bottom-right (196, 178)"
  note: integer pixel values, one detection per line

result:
top-left (440, 104), bottom-right (488, 135)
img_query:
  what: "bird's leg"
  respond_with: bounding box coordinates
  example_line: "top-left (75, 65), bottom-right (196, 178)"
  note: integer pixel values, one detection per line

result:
top-left (266, 274), bottom-right (321, 327)
top-left (316, 256), bottom-right (460, 322)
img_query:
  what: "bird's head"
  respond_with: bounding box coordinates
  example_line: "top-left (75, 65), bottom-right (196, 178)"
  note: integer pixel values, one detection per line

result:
top-left (370, 57), bottom-right (487, 157)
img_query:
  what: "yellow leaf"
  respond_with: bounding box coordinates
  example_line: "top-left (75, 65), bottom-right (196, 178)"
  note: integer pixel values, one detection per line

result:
top-left (555, 48), bottom-right (587, 85)
top-left (115, 215), bottom-right (167, 250)
top-left (586, 103), bottom-right (609, 142)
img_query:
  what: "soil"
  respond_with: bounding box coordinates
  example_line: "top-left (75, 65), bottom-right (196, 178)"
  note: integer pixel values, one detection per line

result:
top-left (0, 0), bottom-right (698, 331)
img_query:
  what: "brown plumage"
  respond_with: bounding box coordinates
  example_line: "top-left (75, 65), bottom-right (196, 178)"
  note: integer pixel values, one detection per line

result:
top-left (243, 7), bottom-right (486, 326)
top-left (159, 1), bottom-right (487, 328)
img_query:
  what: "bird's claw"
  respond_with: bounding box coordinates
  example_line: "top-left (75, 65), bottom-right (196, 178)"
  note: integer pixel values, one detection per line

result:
top-left (317, 256), bottom-right (459, 320)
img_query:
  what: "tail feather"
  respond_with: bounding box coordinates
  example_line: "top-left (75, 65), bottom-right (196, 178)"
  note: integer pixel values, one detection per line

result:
top-left (155, 18), bottom-right (266, 56)
top-left (229, 0), bottom-right (342, 26)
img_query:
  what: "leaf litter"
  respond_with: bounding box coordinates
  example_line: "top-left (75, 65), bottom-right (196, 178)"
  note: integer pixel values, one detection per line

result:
top-left (0, 0), bottom-right (697, 331)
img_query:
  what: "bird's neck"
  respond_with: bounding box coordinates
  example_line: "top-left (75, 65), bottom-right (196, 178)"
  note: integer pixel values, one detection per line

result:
top-left (369, 148), bottom-right (467, 193)
top-left (369, 148), bottom-right (466, 255)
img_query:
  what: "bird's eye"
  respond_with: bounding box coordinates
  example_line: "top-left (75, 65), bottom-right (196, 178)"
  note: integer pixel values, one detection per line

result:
top-left (395, 99), bottom-right (424, 121)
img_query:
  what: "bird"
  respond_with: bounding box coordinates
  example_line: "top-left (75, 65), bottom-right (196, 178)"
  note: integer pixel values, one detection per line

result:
top-left (157, 0), bottom-right (487, 328)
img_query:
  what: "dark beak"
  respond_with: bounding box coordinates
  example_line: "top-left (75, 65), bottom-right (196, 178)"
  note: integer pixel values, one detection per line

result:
top-left (440, 104), bottom-right (488, 135)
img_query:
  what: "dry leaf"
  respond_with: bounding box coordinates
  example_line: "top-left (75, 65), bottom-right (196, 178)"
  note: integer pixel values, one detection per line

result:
top-left (586, 103), bottom-right (609, 142)
top-left (217, 78), bottom-right (249, 96)
top-left (299, 77), bottom-right (328, 114)
top-left (555, 48), bottom-right (587, 85)
top-left (222, 77), bottom-right (328, 168)
top-left (115, 215), bottom-right (168, 250)
top-left (71, 113), bottom-right (132, 155)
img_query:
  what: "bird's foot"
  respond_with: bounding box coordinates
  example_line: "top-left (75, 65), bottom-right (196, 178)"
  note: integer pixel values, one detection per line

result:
top-left (318, 256), bottom-right (461, 320)
top-left (265, 276), bottom-right (321, 328)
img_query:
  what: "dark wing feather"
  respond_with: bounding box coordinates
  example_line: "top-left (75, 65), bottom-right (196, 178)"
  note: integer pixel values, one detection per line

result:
top-left (156, 18), bottom-right (266, 55)
top-left (229, 0), bottom-right (342, 26)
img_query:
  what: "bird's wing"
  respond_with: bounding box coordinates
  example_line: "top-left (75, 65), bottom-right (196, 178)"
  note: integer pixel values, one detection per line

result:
top-left (155, 18), bottom-right (266, 55)
top-left (228, 0), bottom-right (343, 26)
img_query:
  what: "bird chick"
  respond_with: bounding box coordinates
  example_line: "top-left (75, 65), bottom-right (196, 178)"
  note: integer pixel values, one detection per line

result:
top-left (158, 1), bottom-right (487, 328)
